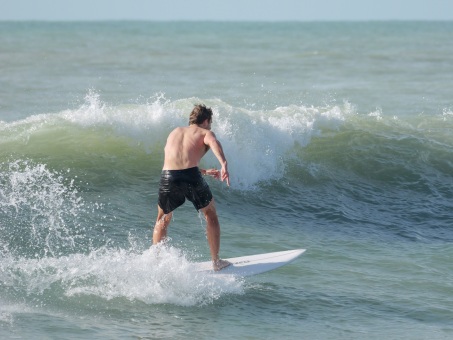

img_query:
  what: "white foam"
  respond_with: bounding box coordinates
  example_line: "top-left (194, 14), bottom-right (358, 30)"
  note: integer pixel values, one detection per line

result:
top-left (210, 102), bottom-right (348, 189)
top-left (0, 245), bottom-right (243, 307)
top-left (443, 108), bottom-right (453, 117)
top-left (60, 91), bottom-right (185, 150)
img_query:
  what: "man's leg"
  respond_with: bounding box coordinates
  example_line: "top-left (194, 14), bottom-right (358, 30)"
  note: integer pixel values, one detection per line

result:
top-left (153, 205), bottom-right (172, 244)
top-left (200, 199), bottom-right (231, 271)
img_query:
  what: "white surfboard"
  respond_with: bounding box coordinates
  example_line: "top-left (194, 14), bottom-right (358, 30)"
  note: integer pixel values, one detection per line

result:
top-left (193, 249), bottom-right (305, 277)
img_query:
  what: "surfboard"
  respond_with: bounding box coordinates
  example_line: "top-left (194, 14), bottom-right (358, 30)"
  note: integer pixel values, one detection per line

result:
top-left (193, 249), bottom-right (306, 277)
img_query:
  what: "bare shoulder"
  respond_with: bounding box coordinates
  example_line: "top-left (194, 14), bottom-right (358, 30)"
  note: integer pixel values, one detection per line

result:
top-left (173, 126), bottom-right (186, 133)
top-left (202, 127), bottom-right (216, 138)
top-left (168, 126), bottom-right (186, 137)
top-left (203, 129), bottom-right (217, 143)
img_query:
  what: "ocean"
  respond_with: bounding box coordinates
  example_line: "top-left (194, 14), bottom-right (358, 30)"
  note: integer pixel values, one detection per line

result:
top-left (0, 21), bottom-right (452, 339)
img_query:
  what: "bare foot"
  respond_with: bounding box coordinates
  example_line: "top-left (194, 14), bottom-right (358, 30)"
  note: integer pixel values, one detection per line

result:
top-left (213, 259), bottom-right (231, 271)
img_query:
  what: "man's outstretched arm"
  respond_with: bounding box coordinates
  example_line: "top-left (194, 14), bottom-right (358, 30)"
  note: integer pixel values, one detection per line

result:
top-left (204, 132), bottom-right (230, 186)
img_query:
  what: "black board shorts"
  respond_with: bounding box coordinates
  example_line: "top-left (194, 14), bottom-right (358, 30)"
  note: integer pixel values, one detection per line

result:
top-left (158, 167), bottom-right (213, 214)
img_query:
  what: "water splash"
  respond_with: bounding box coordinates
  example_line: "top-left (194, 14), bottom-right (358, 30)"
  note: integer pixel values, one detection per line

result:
top-left (0, 245), bottom-right (244, 307)
top-left (0, 160), bottom-right (86, 258)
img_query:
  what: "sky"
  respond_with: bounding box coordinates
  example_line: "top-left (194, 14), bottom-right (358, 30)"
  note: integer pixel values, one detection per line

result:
top-left (0, 0), bottom-right (452, 21)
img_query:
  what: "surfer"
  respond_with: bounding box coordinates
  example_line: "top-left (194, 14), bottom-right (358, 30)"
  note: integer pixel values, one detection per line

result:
top-left (152, 104), bottom-right (231, 271)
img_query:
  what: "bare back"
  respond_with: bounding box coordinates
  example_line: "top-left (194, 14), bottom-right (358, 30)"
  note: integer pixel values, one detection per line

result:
top-left (162, 125), bottom-right (210, 170)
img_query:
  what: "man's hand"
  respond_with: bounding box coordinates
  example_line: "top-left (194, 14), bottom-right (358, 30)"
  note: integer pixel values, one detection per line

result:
top-left (203, 168), bottom-right (221, 180)
top-left (203, 168), bottom-right (230, 186)
top-left (221, 167), bottom-right (230, 186)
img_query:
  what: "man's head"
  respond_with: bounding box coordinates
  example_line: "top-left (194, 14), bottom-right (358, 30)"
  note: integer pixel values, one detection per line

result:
top-left (189, 104), bottom-right (213, 127)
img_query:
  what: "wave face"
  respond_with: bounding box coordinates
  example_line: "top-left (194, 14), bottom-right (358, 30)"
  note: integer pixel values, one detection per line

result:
top-left (1, 92), bottom-right (452, 189)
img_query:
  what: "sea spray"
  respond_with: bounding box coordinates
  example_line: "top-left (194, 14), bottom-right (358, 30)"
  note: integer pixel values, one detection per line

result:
top-left (0, 160), bottom-right (86, 258)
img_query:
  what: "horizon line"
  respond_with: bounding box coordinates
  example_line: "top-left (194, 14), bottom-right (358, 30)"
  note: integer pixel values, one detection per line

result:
top-left (1, 18), bottom-right (452, 23)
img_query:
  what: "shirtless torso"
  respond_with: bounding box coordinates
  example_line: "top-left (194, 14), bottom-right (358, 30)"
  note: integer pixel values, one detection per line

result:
top-left (163, 125), bottom-right (210, 170)
top-left (163, 121), bottom-right (229, 185)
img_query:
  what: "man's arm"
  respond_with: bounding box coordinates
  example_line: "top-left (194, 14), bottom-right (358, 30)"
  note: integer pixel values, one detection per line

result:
top-left (204, 131), bottom-right (230, 186)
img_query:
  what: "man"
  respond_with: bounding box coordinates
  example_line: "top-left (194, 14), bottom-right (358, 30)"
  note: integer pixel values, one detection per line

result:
top-left (152, 104), bottom-right (231, 271)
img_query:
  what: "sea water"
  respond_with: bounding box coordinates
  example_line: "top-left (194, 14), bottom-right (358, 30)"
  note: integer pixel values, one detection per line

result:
top-left (0, 21), bottom-right (452, 339)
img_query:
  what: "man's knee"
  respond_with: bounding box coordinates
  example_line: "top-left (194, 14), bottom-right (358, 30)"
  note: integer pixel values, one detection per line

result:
top-left (202, 199), bottom-right (216, 214)
top-left (202, 201), bottom-right (220, 225)
top-left (156, 209), bottom-right (172, 227)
